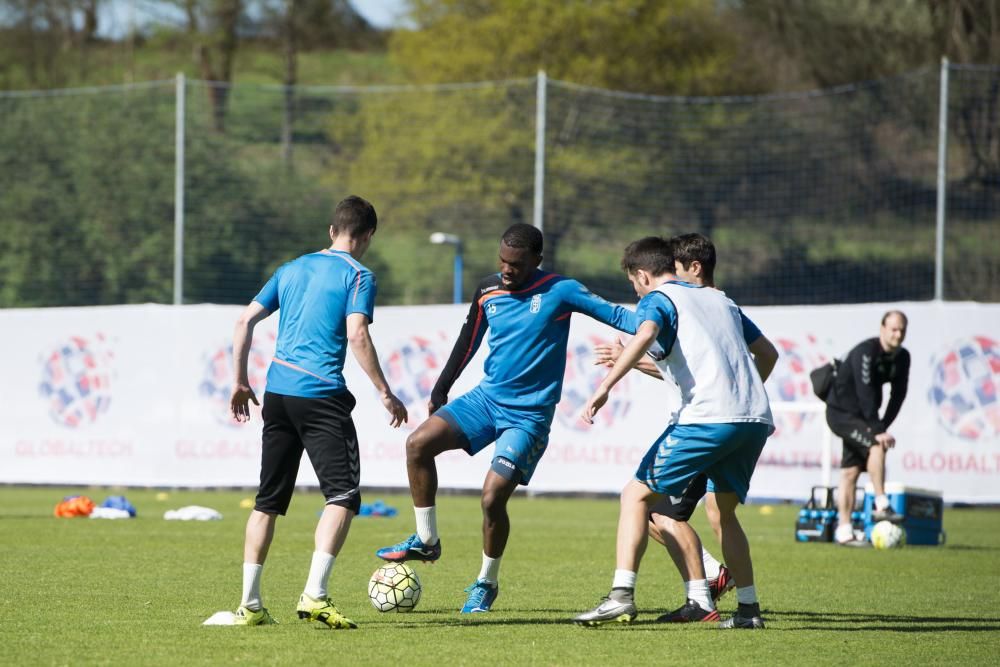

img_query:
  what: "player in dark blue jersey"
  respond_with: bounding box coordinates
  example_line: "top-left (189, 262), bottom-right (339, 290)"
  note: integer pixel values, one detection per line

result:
top-left (376, 223), bottom-right (637, 613)
top-left (218, 196), bottom-right (408, 629)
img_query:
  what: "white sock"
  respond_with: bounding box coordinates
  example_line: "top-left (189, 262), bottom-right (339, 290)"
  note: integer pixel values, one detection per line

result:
top-left (835, 523), bottom-right (854, 543)
top-left (303, 551), bottom-right (335, 600)
top-left (875, 494), bottom-right (890, 511)
top-left (736, 585), bottom-right (758, 605)
top-left (478, 552), bottom-right (501, 584)
top-left (702, 548), bottom-right (722, 580)
top-left (612, 569), bottom-right (637, 590)
top-left (241, 563), bottom-right (263, 611)
top-left (414, 506), bottom-right (438, 545)
top-left (685, 579), bottom-right (714, 611)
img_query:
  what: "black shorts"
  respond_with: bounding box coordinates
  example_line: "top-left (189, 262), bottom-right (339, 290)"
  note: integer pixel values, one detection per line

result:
top-left (648, 473), bottom-right (708, 522)
top-left (255, 390), bottom-right (361, 515)
top-left (825, 408), bottom-right (876, 471)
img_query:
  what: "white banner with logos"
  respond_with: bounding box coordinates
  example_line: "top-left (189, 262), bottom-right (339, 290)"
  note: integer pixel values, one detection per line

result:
top-left (1, 301), bottom-right (998, 503)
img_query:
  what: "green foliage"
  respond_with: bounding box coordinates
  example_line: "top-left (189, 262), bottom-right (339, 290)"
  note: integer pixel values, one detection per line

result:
top-left (1, 486), bottom-right (999, 665)
top-left (393, 0), bottom-right (744, 96)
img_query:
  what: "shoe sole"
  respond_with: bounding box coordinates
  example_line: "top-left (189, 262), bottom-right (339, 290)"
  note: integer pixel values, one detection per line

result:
top-left (376, 552), bottom-right (440, 563)
top-left (719, 620), bottom-right (765, 630)
top-left (712, 581), bottom-right (735, 602)
top-left (297, 610), bottom-right (357, 629)
top-left (575, 613), bottom-right (636, 627)
top-left (659, 610), bottom-right (721, 623)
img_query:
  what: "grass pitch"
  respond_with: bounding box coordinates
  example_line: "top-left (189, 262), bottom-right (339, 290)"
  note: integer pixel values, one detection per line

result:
top-left (1, 486), bottom-right (997, 665)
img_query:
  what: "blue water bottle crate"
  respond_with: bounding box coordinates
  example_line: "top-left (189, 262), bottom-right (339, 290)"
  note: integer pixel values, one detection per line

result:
top-left (795, 486), bottom-right (836, 542)
top-left (863, 482), bottom-right (945, 545)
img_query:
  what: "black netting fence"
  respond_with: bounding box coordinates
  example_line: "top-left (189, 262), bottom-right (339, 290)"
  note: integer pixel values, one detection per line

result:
top-left (1, 65), bottom-right (997, 308)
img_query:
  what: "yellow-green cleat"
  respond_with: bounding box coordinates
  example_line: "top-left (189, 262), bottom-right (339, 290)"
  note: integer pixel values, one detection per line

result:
top-left (297, 594), bottom-right (358, 629)
top-left (233, 606), bottom-right (278, 626)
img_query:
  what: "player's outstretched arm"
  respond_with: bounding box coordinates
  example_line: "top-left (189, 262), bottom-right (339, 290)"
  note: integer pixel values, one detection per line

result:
top-left (581, 320), bottom-right (660, 424)
top-left (230, 301), bottom-right (271, 422)
top-left (593, 336), bottom-right (663, 380)
top-left (564, 280), bottom-right (638, 334)
top-left (346, 313), bottom-right (408, 428)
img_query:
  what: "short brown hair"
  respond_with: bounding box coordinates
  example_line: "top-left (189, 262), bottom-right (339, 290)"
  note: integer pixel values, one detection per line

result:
top-left (621, 236), bottom-right (674, 275)
top-left (672, 233), bottom-right (716, 283)
top-left (332, 195), bottom-right (377, 238)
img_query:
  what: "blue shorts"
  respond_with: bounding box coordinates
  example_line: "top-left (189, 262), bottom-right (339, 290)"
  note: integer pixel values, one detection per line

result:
top-left (636, 422), bottom-right (770, 503)
top-left (435, 386), bottom-right (555, 485)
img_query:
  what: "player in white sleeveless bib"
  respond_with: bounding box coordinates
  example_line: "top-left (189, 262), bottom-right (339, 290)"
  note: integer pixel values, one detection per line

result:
top-left (573, 236), bottom-right (774, 630)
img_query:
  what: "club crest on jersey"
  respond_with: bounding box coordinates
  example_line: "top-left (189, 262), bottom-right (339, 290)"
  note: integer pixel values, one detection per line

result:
top-left (530, 294), bottom-right (542, 314)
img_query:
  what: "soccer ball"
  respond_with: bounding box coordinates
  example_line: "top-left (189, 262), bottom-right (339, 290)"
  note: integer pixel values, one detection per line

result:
top-left (368, 563), bottom-right (421, 612)
top-left (870, 520), bottom-right (906, 549)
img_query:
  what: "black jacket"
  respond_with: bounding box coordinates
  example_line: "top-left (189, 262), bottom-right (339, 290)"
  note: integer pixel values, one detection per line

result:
top-left (826, 337), bottom-right (910, 434)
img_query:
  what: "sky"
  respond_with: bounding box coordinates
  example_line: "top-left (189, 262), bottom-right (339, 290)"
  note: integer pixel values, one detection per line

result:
top-left (96, 0), bottom-right (409, 39)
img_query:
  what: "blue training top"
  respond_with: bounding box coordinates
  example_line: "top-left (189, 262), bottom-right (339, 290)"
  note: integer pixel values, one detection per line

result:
top-left (431, 270), bottom-right (638, 408)
top-left (253, 249), bottom-right (376, 398)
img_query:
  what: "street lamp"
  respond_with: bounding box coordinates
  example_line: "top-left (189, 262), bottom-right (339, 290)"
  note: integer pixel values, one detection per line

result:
top-left (429, 232), bottom-right (464, 304)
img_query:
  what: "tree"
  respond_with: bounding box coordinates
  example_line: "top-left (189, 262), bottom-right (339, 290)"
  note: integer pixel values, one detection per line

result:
top-left (393, 0), bottom-right (753, 95)
top-left (195, 0), bottom-right (242, 131)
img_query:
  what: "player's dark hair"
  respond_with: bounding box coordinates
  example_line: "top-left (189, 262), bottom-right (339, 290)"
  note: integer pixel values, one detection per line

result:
top-left (501, 223), bottom-right (543, 255)
top-left (881, 310), bottom-right (908, 327)
top-left (672, 233), bottom-right (716, 283)
top-left (332, 195), bottom-right (378, 238)
top-left (621, 236), bottom-right (675, 275)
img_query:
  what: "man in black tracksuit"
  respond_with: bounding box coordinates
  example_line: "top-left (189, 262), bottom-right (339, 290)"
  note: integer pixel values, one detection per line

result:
top-left (826, 311), bottom-right (910, 544)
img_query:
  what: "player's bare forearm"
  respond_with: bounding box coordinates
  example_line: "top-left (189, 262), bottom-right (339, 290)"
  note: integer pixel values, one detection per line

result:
top-left (230, 302), bottom-right (269, 420)
top-left (232, 302), bottom-right (270, 385)
top-left (594, 338), bottom-right (662, 380)
top-left (600, 321), bottom-right (659, 393)
top-left (347, 320), bottom-right (391, 396)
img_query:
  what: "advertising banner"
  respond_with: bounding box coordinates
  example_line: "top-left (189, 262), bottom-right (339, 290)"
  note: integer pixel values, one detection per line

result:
top-left (2, 301), bottom-right (997, 502)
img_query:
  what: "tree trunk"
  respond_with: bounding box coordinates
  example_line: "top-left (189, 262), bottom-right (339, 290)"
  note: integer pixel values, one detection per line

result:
top-left (197, 0), bottom-right (242, 132)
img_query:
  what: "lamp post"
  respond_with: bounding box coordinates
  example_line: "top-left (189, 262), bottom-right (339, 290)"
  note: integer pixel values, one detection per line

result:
top-left (429, 232), bottom-right (463, 304)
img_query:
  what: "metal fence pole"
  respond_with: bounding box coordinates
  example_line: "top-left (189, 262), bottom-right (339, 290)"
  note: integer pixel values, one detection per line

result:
top-left (173, 72), bottom-right (186, 305)
top-left (533, 71), bottom-right (547, 233)
top-left (934, 57), bottom-right (949, 302)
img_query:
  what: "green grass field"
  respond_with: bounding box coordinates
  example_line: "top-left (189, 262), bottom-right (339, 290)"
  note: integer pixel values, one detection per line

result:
top-left (1, 486), bottom-right (997, 665)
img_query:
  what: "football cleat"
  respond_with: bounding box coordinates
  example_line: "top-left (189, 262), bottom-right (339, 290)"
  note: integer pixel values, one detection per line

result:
top-left (233, 606), bottom-right (277, 626)
top-left (296, 594), bottom-right (358, 629)
top-left (460, 579), bottom-right (499, 613)
top-left (709, 565), bottom-right (735, 602)
top-left (719, 603), bottom-right (765, 630)
top-left (872, 506), bottom-right (903, 523)
top-left (656, 599), bottom-right (720, 623)
top-left (376, 534), bottom-right (442, 563)
top-left (572, 594), bottom-right (637, 627)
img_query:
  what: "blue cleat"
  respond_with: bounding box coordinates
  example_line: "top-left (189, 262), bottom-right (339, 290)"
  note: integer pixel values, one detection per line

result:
top-left (460, 579), bottom-right (498, 613)
top-left (376, 533), bottom-right (441, 563)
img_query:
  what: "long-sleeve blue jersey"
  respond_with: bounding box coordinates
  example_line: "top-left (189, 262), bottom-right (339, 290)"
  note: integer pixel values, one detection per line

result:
top-left (430, 270), bottom-right (638, 408)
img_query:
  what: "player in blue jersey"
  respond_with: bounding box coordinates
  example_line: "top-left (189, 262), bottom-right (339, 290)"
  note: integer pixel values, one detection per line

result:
top-left (375, 223), bottom-right (637, 614)
top-left (593, 233), bottom-right (778, 623)
top-left (573, 236), bottom-right (774, 630)
top-left (218, 195), bottom-right (408, 628)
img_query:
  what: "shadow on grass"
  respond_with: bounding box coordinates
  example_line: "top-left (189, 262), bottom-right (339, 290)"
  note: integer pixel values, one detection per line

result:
top-left (376, 609), bottom-right (1000, 633)
top-left (766, 609), bottom-right (1000, 632)
top-left (942, 544), bottom-right (1000, 552)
